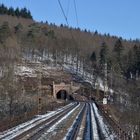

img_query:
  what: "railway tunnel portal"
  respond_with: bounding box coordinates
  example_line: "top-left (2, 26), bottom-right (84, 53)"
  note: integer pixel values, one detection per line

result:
top-left (53, 81), bottom-right (80, 100)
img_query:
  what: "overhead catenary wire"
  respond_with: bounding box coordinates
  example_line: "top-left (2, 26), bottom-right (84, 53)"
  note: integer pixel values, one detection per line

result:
top-left (57, 0), bottom-right (77, 44)
top-left (73, 0), bottom-right (79, 27)
top-left (66, 0), bottom-right (71, 17)
top-left (57, 0), bottom-right (69, 26)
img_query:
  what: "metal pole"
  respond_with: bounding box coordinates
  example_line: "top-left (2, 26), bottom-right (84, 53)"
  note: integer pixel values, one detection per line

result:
top-left (38, 63), bottom-right (42, 115)
top-left (96, 80), bottom-right (99, 99)
top-left (104, 63), bottom-right (108, 97)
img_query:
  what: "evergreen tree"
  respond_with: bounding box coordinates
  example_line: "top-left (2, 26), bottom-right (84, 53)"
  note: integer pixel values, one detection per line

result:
top-left (0, 4), bottom-right (8, 14)
top-left (90, 51), bottom-right (96, 62)
top-left (8, 7), bottom-right (15, 16)
top-left (124, 49), bottom-right (134, 79)
top-left (94, 30), bottom-right (98, 35)
top-left (0, 4), bottom-right (32, 19)
top-left (90, 51), bottom-right (97, 69)
top-left (84, 29), bottom-right (87, 33)
top-left (15, 8), bottom-right (20, 17)
top-left (20, 7), bottom-right (28, 18)
top-left (122, 45), bottom-right (140, 79)
top-left (132, 45), bottom-right (140, 75)
top-left (113, 39), bottom-right (124, 64)
top-left (99, 42), bottom-right (108, 66)
top-left (27, 10), bottom-right (33, 19)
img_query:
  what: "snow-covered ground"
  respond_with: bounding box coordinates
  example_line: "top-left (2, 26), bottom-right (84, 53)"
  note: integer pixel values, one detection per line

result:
top-left (63, 103), bottom-right (84, 140)
top-left (38, 103), bottom-right (81, 140)
top-left (47, 103), bottom-right (80, 133)
top-left (18, 54), bottom-right (114, 96)
top-left (0, 103), bottom-right (75, 140)
top-left (92, 103), bottom-right (117, 140)
top-left (90, 103), bottom-right (100, 140)
top-left (15, 65), bottom-right (37, 77)
top-left (62, 59), bottom-right (113, 95)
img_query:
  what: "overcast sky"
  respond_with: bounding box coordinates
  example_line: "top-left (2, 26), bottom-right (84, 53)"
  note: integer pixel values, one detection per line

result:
top-left (1, 0), bottom-right (140, 40)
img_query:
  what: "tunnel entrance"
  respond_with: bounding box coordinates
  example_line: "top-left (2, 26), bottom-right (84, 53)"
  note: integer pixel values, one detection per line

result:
top-left (56, 90), bottom-right (68, 100)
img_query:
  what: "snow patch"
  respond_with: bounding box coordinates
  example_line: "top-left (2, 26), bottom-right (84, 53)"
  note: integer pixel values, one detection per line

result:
top-left (90, 104), bottom-right (99, 140)
top-left (0, 103), bottom-right (75, 140)
top-left (15, 66), bottom-right (36, 77)
top-left (47, 103), bottom-right (80, 133)
top-left (92, 103), bottom-right (117, 140)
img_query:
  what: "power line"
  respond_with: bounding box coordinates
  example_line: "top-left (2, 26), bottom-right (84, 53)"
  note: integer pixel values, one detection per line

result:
top-left (57, 0), bottom-right (69, 26)
top-left (66, 0), bottom-right (71, 17)
top-left (73, 0), bottom-right (79, 27)
top-left (57, 0), bottom-right (76, 43)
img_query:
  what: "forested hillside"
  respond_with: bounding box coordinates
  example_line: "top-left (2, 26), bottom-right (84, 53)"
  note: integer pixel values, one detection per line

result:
top-left (0, 4), bottom-right (140, 135)
top-left (0, 12), bottom-right (139, 80)
top-left (0, 4), bottom-right (32, 19)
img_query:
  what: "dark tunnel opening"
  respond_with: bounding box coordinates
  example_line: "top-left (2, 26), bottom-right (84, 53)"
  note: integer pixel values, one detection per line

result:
top-left (56, 90), bottom-right (68, 100)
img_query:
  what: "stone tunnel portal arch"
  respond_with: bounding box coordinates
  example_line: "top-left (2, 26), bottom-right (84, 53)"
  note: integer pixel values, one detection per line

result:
top-left (56, 90), bottom-right (68, 100)
top-left (53, 81), bottom-right (80, 100)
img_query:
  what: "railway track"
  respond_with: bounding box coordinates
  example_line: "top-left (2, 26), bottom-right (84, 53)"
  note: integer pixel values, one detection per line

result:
top-left (64, 103), bottom-right (86, 140)
top-left (84, 103), bottom-right (93, 140)
top-left (0, 102), bottom-right (118, 140)
top-left (64, 103), bottom-right (94, 140)
top-left (65, 102), bottom-right (117, 140)
top-left (25, 103), bottom-right (81, 140)
top-left (92, 103), bottom-right (116, 140)
top-left (0, 102), bottom-right (78, 140)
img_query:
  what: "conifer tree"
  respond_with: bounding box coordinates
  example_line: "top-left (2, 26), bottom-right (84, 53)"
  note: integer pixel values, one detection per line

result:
top-left (0, 4), bottom-right (32, 19)
top-left (8, 7), bottom-right (15, 16)
top-left (90, 51), bottom-right (96, 63)
top-left (99, 42), bottom-right (108, 66)
top-left (15, 8), bottom-right (20, 17)
top-left (113, 39), bottom-right (124, 65)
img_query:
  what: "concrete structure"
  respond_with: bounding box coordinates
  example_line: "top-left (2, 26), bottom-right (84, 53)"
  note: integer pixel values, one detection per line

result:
top-left (53, 81), bottom-right (80, 99)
